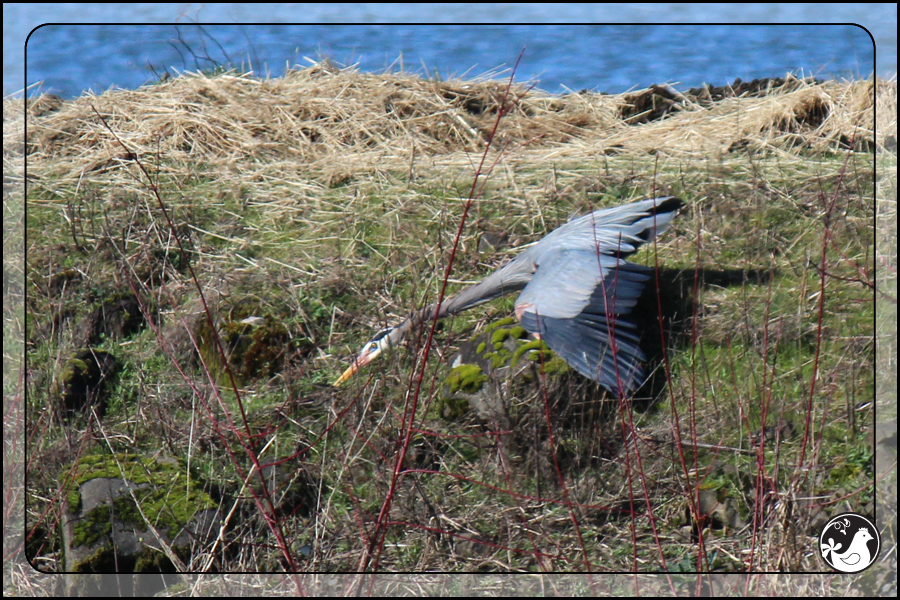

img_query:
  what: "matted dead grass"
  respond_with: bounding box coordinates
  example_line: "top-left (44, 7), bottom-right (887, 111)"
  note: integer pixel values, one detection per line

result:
top-left (11, 65), bottom-right (889, 188)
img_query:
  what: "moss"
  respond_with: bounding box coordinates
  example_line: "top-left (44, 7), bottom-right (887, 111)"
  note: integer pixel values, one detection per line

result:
top-left (482, 350), bottom-right (509, 370)
top-left (73, 546), bottom-right (119, 573)
top-left (224, 317), bottom-right (292, 380)
top-left (134, 545), bottom-right (177, 573)
top-left (498, 338), bottom-right (567, 381)
top-left (488, 322), bottom-right (529, 348)
top-left (445, 364), bottom-right (487, 394)
top-left (491, 327), bottom-right (510, 346)
top-left (511, 338), bottom-right (548, 366)
top-left (196, 299), bottom-right (300, 385)
top-left (509, 326), bottom-right (528, 340)
top-left (511, 339), bottom-right (561, 371)
top-left (482, 317), bottom-right (516, 337)
top-left (97, 291), bottom-right (146, 339)
top-left (56, 349), bottom-right (118, 415)
top-left (533, 355), bottom-right (569, 376)
top-left (437, 396), bottom-right (470, 421)
top-left (72, 505), bottom-right (114, 548)
top-left (825, 461), bottom-right (865, 487)
top-left (62, 358), bottom-right (89, 379)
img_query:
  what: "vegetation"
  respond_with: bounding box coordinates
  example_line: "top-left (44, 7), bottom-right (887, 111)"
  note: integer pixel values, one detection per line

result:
top-left (4, 61), bottom-right (894, 595)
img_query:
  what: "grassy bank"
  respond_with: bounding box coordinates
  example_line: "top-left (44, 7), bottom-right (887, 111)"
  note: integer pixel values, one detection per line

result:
top-left (7, 62), bottom-right (895, 588)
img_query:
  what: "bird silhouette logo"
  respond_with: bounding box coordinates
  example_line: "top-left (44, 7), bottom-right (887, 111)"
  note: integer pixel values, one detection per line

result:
top-left (819, 513), bottom-right (880, 573)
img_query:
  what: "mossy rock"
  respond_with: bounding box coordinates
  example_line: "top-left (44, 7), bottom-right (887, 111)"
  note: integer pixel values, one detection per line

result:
top-left (59, 453), bottom-right (218, 573)
top-left (437, 318), bottom-right (618, 472)
top-left (55, 349), bottom-right (118, 417)
top-left (446, 318), bottom-right (569, 390)
top-left (74, 291), bottom-right (146, 346)
top-left (437, 318), bottom-right (572, 425)
top-left (195, 296), bottom-right (306, 385)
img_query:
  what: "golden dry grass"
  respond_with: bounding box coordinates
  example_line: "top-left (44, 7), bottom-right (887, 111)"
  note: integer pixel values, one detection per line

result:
top-left (13, 67), bottom-right (883, 183)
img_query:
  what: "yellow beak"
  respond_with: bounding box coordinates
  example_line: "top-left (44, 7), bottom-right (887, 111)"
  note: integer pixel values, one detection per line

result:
top-left (332, 363), bottom-right (359, 387)
top-left (333, 344), bottom-right (382, 387)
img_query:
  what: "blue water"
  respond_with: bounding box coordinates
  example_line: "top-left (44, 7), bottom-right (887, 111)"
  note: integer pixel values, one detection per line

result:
top-left (4, 4), bottom-right (893, 99)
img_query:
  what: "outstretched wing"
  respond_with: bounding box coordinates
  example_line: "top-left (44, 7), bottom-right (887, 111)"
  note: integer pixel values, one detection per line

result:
top-left (512, 196), bottom-right (682, 393)
top-left (538, 196), bottom-right (683, 259)
top-left (515, 249), bottom-right (649, 393)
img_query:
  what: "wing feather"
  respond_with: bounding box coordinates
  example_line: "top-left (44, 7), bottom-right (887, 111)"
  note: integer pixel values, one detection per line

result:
top-left (515, 249), bottom-right (650, 393)
top-left (537, 196), bottom-right (683, 258)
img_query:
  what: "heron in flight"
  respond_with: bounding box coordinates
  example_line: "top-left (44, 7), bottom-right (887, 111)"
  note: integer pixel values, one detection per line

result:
top-left (334, 196), bottom-right (684, 394)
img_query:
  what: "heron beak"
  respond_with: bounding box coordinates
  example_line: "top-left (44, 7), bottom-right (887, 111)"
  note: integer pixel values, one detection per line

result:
top-left (332, 363), bottom-right (359, 387)
top-left (332, 346), bottom-right (379, 387)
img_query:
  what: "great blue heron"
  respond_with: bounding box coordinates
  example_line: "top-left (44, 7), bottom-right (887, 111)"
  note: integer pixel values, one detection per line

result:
top-left (334, 196), bottom-right (684, 394)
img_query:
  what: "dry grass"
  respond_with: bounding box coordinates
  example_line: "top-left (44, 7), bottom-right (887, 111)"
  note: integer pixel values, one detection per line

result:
top-left (15, 67), bottom-right (881, 183)
top-left (6, 62), bottom-right (894, 594)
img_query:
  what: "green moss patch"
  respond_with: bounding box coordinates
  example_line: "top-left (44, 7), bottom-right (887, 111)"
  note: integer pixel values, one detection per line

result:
top-left (62, 453), bottom-right (217, 549)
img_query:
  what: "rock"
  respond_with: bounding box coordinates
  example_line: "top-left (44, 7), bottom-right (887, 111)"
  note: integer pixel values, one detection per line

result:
top-left (60, 454), bottom-right (218, 578)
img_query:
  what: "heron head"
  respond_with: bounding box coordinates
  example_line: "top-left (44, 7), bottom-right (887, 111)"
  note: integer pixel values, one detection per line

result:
top-left (333, 326), bottom-right (399, 386)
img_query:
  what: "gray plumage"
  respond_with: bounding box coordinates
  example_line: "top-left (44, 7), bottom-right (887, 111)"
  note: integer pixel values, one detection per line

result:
top-left (334, 196), bottom-right (683, 394)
